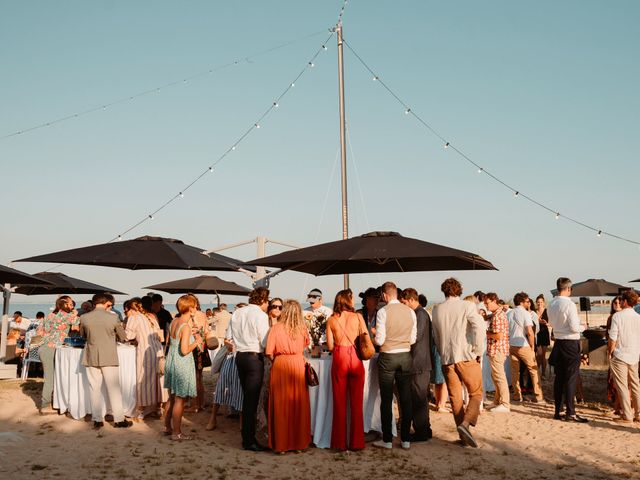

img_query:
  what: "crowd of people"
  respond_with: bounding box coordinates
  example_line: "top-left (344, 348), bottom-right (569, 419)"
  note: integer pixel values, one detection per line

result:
top-left (9, 275), bottom-right (640, 451)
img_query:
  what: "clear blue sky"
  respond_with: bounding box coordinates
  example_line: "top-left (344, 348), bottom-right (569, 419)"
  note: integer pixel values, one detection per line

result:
top-left (2, 0), bottom-right (639, 307)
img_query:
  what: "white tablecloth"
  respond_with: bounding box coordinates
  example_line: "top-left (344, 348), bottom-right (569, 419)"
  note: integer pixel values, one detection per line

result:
top-left (308, 354), bottom-right (396, 449)
top-left (53, 345), bottom-right (137, 420)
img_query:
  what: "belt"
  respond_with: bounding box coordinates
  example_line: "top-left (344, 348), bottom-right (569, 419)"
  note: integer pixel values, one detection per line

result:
top-left (237, 351), bottom-right (262, 356)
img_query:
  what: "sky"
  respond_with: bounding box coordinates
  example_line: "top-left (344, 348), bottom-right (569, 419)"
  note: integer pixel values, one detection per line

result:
top-left (2, 0), bottom-right (639, 308)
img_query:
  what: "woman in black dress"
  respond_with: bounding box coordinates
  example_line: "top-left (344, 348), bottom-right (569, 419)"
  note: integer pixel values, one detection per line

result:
top-left (535, 294), bottom-right (551, 378)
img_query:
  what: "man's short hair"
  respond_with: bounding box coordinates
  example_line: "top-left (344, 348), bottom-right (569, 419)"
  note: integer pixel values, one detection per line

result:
top-left (621, 289), bottom-right (639, 307)
top-left (382, 282), bottom-right (397, 297)
top-left (513, 292), bottom-right (529, 306)
top-left (141, 296), bottom-right (154, 312)
top-left (441, 278), bottom-right (463, 298)
top-left (92, 292), bottom-right (115, 306)
top-left (249, 287), bottom-right (270, 306)
top-left (400, 287), bottom-right (419, 302)
top-left (36, 311), bottom-right (45, 319)
top-left (556, 277), bottom-right (572, 292)
top-left (151, 293), bottom-right (163, 303)
top-left (484, 292), bottom-right (499, 303)
top-left (220, 303), bottom-right (228, 310)
top-left (418, 294), bottom-right (428, 308)
top-left (474, 291), bottom-right (485, 302)
top-left (13, 311), bottom-right (22, 317)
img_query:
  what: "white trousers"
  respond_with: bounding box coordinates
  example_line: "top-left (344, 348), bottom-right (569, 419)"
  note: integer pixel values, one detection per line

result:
top-left (86, 366), bottom-right (125, 423)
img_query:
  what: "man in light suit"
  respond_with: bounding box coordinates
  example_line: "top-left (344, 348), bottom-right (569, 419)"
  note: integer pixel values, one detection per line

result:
top-left (431, 278), bottom-right (485, 448)
top-left (80, 292), bottom-right (131, 429)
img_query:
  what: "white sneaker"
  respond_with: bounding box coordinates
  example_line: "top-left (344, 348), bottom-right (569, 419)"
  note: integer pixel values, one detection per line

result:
top-left (489, 404), bottom-right (510, 413)
top-left (401, 441), bottom-right (410, 450)
top-left (373, 440), bottom-right (392, 449)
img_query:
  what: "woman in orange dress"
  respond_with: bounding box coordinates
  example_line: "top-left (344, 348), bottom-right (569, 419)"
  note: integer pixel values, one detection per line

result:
top-left (265, 299), bottom-right (311, 453)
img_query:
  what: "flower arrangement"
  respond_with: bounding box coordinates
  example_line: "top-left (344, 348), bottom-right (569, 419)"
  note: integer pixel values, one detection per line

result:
top-left (305, 313), bottom-right (326, 347)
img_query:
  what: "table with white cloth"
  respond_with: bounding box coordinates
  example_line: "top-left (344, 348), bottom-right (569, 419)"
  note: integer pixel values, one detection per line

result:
top-left (53, 344), bottom-right (137, 420)
top-left (308, 354), bottom-right (396, 449)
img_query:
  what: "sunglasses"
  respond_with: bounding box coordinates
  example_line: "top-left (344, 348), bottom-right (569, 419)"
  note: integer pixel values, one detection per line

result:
top-left (270, 305), bottom-right (283, 310)
top-left (308, 295), bottom-right (320, 300)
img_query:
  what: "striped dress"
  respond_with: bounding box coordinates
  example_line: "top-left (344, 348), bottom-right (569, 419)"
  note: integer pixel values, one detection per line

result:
top-left (125, 312), bottom-right (166, 407)
top-left (214, 352), bottom-right (243, 411)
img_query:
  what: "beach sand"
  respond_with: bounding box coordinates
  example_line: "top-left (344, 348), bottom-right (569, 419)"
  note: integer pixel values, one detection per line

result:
top-left (1, 367), bottom-right (638, 480)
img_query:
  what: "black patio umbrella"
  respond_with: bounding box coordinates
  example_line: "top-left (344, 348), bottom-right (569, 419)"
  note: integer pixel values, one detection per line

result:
top-left (144, 275), bottom-right (251, 296)
top-left (0, 264), bottom-right (56, 286)
top-left (550, 278), bottom-right (630, 297)
top-left (245, 231), bottom-right (497, 275)
top-left (631, 279), bottom-right (640, 283)
top-left (13, 272), bottom-right (125, 295)
top-left (15, 235), bottom-right (252, 272)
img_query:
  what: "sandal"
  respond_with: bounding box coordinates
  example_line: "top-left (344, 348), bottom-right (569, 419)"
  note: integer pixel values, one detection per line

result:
top-left (171, 434), bottom-right (193, 441)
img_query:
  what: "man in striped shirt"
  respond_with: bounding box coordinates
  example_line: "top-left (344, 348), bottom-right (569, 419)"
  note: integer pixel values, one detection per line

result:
top-left (484, 293), bottom-right (510, 413)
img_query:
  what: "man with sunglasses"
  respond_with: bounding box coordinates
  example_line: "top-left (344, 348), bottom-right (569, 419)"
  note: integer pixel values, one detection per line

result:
top-left (79, 292), bottom-right (131, 429)
top-left (304, 289), bottom-right (333, 345)
top-left (546, 277), bottom-right (588, 423)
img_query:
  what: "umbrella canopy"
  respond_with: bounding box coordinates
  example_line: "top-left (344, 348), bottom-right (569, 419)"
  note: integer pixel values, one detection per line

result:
top-left (13, 272), bottom-right (125, 296)
top-left (144, 275), bottom-right (251, 296)
top-left (246, 231), bottom-right (497, 275)
top-left (0, 264), bottom-right (56, 286)
top-left (551, 278), bottom-right (630, 297)
top-left (15, 235), bottom-right (252, 272)
top-left (631, 279), bottom-right (640, 283)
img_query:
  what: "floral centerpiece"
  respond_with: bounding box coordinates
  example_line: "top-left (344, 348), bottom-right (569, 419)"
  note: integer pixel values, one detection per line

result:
top-left (305, 312), bottom-right (326, 356)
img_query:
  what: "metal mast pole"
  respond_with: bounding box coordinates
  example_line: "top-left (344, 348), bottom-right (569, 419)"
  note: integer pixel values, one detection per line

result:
top-left (337, 23), bottom-right (349, 290)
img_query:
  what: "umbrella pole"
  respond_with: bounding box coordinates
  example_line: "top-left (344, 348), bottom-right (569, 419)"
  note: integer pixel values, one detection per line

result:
top-left (0, 285), bottom-right (11, 364)
top-left (336, 23), bottom-right (349, 290)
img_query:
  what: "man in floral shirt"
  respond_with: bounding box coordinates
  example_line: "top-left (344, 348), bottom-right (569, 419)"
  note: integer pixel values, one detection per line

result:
top-left (39, 296), bottom-right (79, 413)
top-left (484, 293), bottom-right (510, 413)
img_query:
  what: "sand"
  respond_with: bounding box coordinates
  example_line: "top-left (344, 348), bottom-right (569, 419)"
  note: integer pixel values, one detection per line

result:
top-left (1, 367), bottom-right (638, 480)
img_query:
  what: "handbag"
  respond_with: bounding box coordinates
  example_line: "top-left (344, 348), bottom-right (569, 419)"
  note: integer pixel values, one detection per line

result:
top-left (158, 357), bottom-right (166, 376)
top-left (305, 361), bottom-right (319, 387)
top-left (210, 344), bottom-right (229, 375)
top-left (205, 331), bottom-right (219, 350)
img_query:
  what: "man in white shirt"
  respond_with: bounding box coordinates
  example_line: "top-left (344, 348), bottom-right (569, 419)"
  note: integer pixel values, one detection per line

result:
top-left (372, 282), bottom-right (417, 450)
top-left (547, 277), bottom-right (588, 423)
top-left (507, 292), bottom-right (544, 402)
top-left (304, 288), bottom-right (333, 346)
top-left (10, 311), bottom-right (31, 333)
top-left (607, 289), bottom-right (640, 423)
top-left (431, 278), bottom-right (485, 448)
top-left (226, 287), bottom-right (270, 451)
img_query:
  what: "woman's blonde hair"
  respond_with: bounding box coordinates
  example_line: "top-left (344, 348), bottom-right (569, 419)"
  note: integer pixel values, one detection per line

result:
top-left (279, 299), bottom-right (306, 339)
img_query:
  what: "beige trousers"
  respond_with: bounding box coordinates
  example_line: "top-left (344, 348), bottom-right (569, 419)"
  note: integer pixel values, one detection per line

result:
top-left (489, 352), bottom-right (510, 407)
top-left (610, 356), bottom-right (640, 421)
top-left (509, 346), bottom-right (544, 401)
top-left (87, 366), bottom-right (125, 423)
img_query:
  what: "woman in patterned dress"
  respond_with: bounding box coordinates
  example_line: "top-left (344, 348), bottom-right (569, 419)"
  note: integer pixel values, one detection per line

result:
top-left (164, 295), bottom-right (204, 440)
top-left (125, 298), bottom-right (166, 419)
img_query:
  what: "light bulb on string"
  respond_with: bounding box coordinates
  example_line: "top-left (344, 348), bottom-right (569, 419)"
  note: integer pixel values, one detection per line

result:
top-left (102, 106), bottom-right (107, 110)
top-left (373, 76), bottom-right (378, 81)
top-left (179, 192), bottom-right (184, 198)
top-left (555, 213), bottom-right (560, 220)
top-left (231, 146), bottom-right (236, 151)
top-left (255, 123), bottom-right (260, 129)
top-left (444, 142), bottom-right (450, 149)
top-left (291, 82), bottom-right (295, 88)
top-left (148, 215), bottom-right (154, 220)
top-left (477, 167), bottom-right (483, 174)
top-left (273, 102), bottom-right (279, 108)
top-left (209, 166), bottom-right (214, 172)
top-left (405, 108), bottom-right (411, 115)
top-left (597, 230), bottom-right (602, 237)
top-left (309, 62), bottom-right (315, 67)
top-left (118, 235), bottom-right (122, 241)
top-left (514, 191), bottom-right (519, 197)
top-left (322, 45), bottom-right (327, 51)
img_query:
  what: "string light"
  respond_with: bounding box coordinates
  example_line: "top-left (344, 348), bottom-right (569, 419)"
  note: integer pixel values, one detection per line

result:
top-left (343, 38), bottom-right (640, 247)
top-left (404, 108), bottom-right (411, 115)
top-left (1, 29), bottom-right (329, 141)
top-left (322, 45), bottom-right (328, 51)
top-left (291, 82), bottom-right (296, 87)
top-left (477, 167), bottom-right (483, 174)
top-left (309, 62), bottom-right (315, 67)
top-left (108, 31), bottom-right (335, 243)
top-left (118, 235), bottom-right (122, 241)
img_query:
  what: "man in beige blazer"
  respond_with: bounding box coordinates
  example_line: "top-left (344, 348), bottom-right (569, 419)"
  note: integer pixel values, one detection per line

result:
top-left (80, 292), bottom-right (131, 429)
